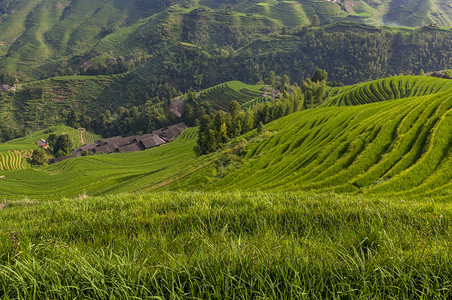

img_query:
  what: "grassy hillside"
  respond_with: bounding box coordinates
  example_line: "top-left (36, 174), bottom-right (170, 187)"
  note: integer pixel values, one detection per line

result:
top-left (0, 76), bottom-right (450, 199)
top-left (0, 0), bottom-right (450, 79)
top-left (204, 88), bottom-right (452, 199)
top-left (1, 2), bottom-right (451, 141)
top-left (0, 125), bottom-right (100, 171)
top-left (1, 75), bottom-right (452, 297)
top-left (195, 81), bottom-right (264, 110)
top-left (0, 128), bottom-right (208, 198)
top-left (323, 75), bottom-right (452, 106)
top-left (2, 191), bottom-right (452, 298)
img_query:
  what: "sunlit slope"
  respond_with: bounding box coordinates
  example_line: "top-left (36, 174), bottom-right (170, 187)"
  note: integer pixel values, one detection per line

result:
top-left (323, 76), bottom-right (452, 107)
top-left (0, 125), bottom-right (100, 171)
top-left (0, 125), bottom-right (100, 152)
top-left (0, 128), bottom-right (210, 198)
top-left (1, 79), bottom-right (451, 198)
top-left (209, 89), bottom-right (452, 199)
top-left (196, 81), bottom-right (263, 110)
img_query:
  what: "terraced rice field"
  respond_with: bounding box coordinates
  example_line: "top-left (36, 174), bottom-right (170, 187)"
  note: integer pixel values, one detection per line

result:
top-left (197, 81), bottom-right (263, 110)
top-left (0, 76), bottom-right (451, 200)
top-left (208, 85), bottom-right (452, 199)
top-left (0, 150), bottom-right (30, 171)
top-left (0, 128), bottom-right (209, 198)
top-left (0, 125), bottom-right (101, 172)
top-left (323, 76), bottom-right (452, 106)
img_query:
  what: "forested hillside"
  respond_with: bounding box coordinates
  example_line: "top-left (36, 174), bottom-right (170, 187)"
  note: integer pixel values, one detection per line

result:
top-left (0, 0), bottom-right (451, 143)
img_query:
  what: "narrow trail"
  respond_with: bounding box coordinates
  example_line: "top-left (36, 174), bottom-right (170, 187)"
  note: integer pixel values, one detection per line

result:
top-left (80, 129), bottom-right (86, 145)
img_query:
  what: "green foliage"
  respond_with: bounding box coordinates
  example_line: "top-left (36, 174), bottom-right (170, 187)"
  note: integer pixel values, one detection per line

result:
top-left (311, 15), bottom-right (320, 27)
top-left (256, 121), bottom-right (264, 134)
top-left (53, 134), bottom-right (73, 157)
top-left (322, 76), bottom-right (452, 107)
top-left (311, 68), bottom-right (328, 83)
top-left (0, 72), bottom-right (18, 85)
top-left (0, 76), bottom-right (450, 199)
top-left (195, 84), bottom-right (306, 155)
top-left (30, 147), bottom-right (47, 165)
top-left (1, 192), bottom-right (452, 298)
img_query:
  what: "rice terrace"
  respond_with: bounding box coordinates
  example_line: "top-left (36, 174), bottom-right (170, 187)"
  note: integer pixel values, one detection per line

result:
top-left (0, 0), bottom-right (452, 298)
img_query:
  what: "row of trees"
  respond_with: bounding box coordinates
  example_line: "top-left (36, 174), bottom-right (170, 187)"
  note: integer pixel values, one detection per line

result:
top-left (194, 69), bottom-right (329, 155)
top-left (194, 92), bottom-right (306, 155)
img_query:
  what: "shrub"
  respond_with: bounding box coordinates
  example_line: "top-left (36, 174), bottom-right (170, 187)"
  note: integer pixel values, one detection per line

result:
top-left (31, 148), bottom-right (47, 165)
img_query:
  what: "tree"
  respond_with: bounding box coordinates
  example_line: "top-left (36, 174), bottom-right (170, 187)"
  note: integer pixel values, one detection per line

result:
top-left (218, 123), bottom-right (228, 145)
top-left (257, 121), bottom-right (264, 134)
top-left (281, 75), bottom-right (290, 91)
top-left (214, 111), bottom-right (228, 144)
top-left (311, 15), bottom-right (320, 27)
top-left (228, 100), bottom-right (241, 120)
top-left (194, 114), bottom-right (212, 155)
top-left (67, 110), bottom-right (81, 129)
top-left (182, 103), bottom-right (195, 126)
top-left (54, 134), bottom-right (73, 156)
top-left (242, 110), bottom-right (255, 133)
top-left (31, 148), bottom-right (47, 165)
top-left (47, 133), bottom-right (58, 152)
top-left (265, 71), bottom-right (277, 86)
top-left (311, 69), bottom-right (328, 83)
top-left (419, 69), bottom-right (425, 76)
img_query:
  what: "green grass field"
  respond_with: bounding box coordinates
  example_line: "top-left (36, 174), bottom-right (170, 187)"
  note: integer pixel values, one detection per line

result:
top-left (0, 75), bottom-right (451, 297)
top-left (204, 87), bottom-right (452, 199)
top-left (0, 128), bottom-right (208, 198)
top-left (1, 191), bottom-right (452, 298)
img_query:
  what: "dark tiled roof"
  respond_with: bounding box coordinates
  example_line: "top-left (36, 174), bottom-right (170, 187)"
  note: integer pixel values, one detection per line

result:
top-left (118, 143), bottom-right (142, 153)
top-left (94, 144), bottom-right (110, 154)
top-left (53, 123), bottom-right (187, 164)
top-left (160, 124), bottom-right (186, 141)
top-left (140, 135), bottom-right (165, 149)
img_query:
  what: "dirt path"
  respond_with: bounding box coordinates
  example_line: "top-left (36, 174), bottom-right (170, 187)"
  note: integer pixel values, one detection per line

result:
top-left (170, 97), bottom-right (184, 117)
top-left (80, 129), bottom-right (86, 145)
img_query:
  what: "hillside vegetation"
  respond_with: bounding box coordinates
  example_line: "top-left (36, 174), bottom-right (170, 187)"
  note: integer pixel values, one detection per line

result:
top-left (193, 81), bottom-right (264, 110)
top-left (323, 75), bottom-right (452, 106)
top-left (2, 192), bottom-right (452, 298)
top-left (0, 0), bottom-right (450, 80)
top-left (0, 76), bottom-right (450, 199)
top-left (1, 0), bottom-right (451, 140)
top-left (1, 75), bottom-right (452, 298)
top-left (204, 78), bottom-right (452, 199)
top-left (0, 128), bottom-right (206, 198)
top-left (0, 125), bottom-right (100, 171)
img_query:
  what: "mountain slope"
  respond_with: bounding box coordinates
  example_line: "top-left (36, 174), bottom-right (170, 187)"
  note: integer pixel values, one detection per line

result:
top-left (323, 76), bottom-right (452, 106)
top-left (205, 87), bottom-right (452, 199)
top-left (0, 76), bottom-right (450, 199)
top-left (0, 0), bottom-right (450, 78)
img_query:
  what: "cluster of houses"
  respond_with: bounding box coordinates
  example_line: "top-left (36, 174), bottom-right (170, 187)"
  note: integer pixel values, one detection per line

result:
top-left (0, 84), bottom-right (16, 93)
top-left (49, 123), bottom-right (187, 164)
top-left (430, 72), bottom-right (452, 80)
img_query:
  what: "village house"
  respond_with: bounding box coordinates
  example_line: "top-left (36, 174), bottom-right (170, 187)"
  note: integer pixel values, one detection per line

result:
top-left (38, 139), bottom-right (49, 149)
top-left (55, 123), bottom-right (188, 165)
top-left (0, 84), bottom-right (16, 93)
top-left (430, 72), bottom-right (452, 80)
